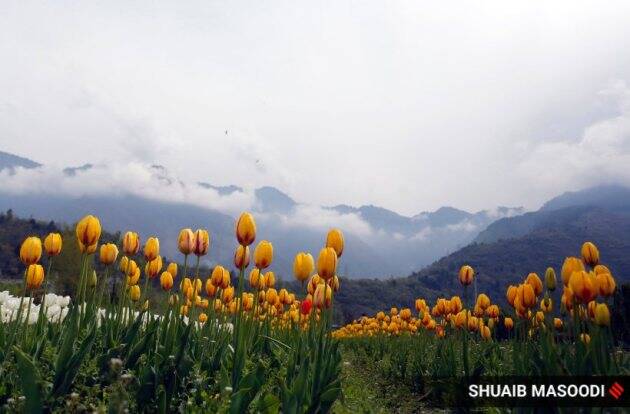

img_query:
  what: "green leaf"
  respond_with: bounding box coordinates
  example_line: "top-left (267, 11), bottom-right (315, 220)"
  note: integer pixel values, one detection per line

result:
top-left (13, 346), bottom-right (44, 414)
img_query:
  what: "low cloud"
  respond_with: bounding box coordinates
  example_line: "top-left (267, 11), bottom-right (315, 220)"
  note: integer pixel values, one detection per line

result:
top-left (0, 162), bottom-right (255, 215)
top-left (276, 204), bottom-right (374, 238)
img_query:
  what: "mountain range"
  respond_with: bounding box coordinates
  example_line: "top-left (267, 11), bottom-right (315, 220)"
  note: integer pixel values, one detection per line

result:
top-left (0, 150), bottom-right (523, 279)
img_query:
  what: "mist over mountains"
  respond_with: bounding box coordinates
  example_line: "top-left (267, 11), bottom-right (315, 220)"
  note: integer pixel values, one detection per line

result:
top-left (0, 150), bottom-right (523, 279)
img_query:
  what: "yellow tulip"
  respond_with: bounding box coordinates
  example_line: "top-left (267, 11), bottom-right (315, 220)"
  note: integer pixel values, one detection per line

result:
top-left (476, 293), bottom-right (491, 310)
top-left (178, 228), bottom-right (196, 255)
top-left (43, 233), bottom-right (62, 256)
top-left (205, 279), bottom-right (217, 297)
top-left (211, 265), bottom-right (229, 288)
top-left (561, 257), bottom-right (584, 286)
top-left (325, 228), bottom-right (344, 258)
top-left (160, 271), bottom-right (173, 291)
top-left (580, 333), bottom-right (591, 344)
top-left (504, 317), bottom-right (514, 330)
top-left (198, 312), bottom-right (208, 323)
top-left (525, 273), bottom-right (543, 296)
top-left (486, 304), bottom-right (499, 318)
top-left (193, 229), bottom-right (210, 256)
top-left (254, 240), bottom-right (273, 269)
top-left (544, 267), bottom-right (557, 291)
top-left (143, 237), bottom-right (160, 262)
top-left (119, 256), bottom-right (129, 273)
top-left (313, 283), bottom-right (332, 309)
top-left (554, 318), bottom-right (563, 330)
top-left (481, 325), bottom-right (491, 340)
top-left (129, 285), bottom-right (141, 301)
top-left (516, 283), bottom-right (536, 309)
top-left (594, 303), bottom-right (610, 326)
top-left (596, 272), bottom-right (616, 297)
top-left (235, 212), bottom-right (256, 246)
top-left (249, 268), bottom-right (261, 289)
top-left (317, 247), bottom-right (337, 280)
top-left (20, 236), bottom-right (42, 265)
top-left (293, 252), bottom-right (314, 283)
top-left (76, 215), bottom-right (101, 250)
top-left (122, 231), bottom-right (140, 256)
top-left (581, 241), bottom-right (599, 266)
top-left (458, 265), bottom-right (474, 286)
top-left (167, 262), bottom-right (178, 278)
top-left (569, 270), bottom-right (598, 304)
top-left (25, 264), bottom-right (45, 290)
top-left (540, 297), bottom-right (553, 313)
top-left (233, 245), bottom-right (250, 269)
top-left (264, 271), bottom-right (276, 288)
top-left (222, 286), bottom-right (234, 303)
top-left (506, 285), bottom-right (518, 307)
top-left (145, 256), bottom-right (163, 279)
top-left (99, 243), bottom-right (119, 265)
top-left (127, 267), bottom-right (141, 286)
top-left (328, 275), bottom-right (340, 292)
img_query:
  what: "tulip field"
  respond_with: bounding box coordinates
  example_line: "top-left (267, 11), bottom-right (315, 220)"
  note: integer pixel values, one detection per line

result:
top-left (1, 212), bottom-right (628, 412)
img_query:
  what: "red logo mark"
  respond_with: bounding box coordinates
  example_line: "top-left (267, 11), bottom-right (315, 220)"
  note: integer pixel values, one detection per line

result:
top-left (609, 382), bottom-right (624, 400)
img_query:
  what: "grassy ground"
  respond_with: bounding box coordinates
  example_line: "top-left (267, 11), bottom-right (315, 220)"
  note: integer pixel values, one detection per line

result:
top-left (333, 349), bottom-right (433, 414)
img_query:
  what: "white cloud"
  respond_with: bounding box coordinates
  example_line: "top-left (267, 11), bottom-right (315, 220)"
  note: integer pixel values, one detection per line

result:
top-left (0, 162), bottom-right (255, 215)
top-left (446, 220), bottom-right (479, 233)
top-left (1, 1), bottom-right (630, 214)
top-left (515, 81), bottom-right (630, 199)
top-left (276, 204), bottom-right (374, 238)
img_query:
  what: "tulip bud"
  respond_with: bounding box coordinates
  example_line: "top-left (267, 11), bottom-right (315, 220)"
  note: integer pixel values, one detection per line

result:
top-left (199, 312), bottom-right (208, 323)
top-left (167, 262), bottom-right (178, 278)
top-left (234, 245), bottom-right (250, 269)
top-left (20, 236), bottom-right (43, 266)
top-left (553, 318), bottom-right (563, 330)
top-left (143, 300), bottom-right (149, 311)
top-left (475, 293), bottom-right (491, 310)
top-left (89, 270), bottom-right (98, 287)
top-left (293, 252), bottom-right (314, 283)
top-left (581, 241), bottom-right (599, 267)
top-left (25, 264), bottom-right (45, 290)
top-left (254, 240), bottom-right (273, 269)
top-left (317, 247), bottom-right (337, 280)
top-left (235, 212), bottom-right (256, 246)
top-left (504, 317), bottom-right (514, 330)
top-left (143, 237), bottom-right (160, 262)
top-left (122, 231), bottom-right (140, 256)
top-left (99, 243), bottom-right (119, 265)
top-left (193, 229), bottom-right (210, 257)
top-left (544, 267), bottom-right (557, 291)
top-left (594, 303), bottom-right (610, 326)
top-left (76, 215), bottom-right (101, 251)
top-left (178, 229), bottom-right (196, 255)
top-left (160, 271), bottom-right (174, 291)
top-left (325, 228), bottom-right (344, 258)
top-left (129, 285), bottom-right (141, 301)
top-left (43, 233), bottom-right (63, 256)
top-left (458, 265), bottom-right (474, 286)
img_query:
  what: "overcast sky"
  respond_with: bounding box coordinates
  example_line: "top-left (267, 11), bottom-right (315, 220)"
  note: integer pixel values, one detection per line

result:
top-left (2, 1), bottom-right (630, 216)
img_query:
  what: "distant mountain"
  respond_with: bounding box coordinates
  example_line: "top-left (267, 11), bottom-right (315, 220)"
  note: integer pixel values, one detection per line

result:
top-left (0, 149), bottom-right (523, 279)
top-left (0, 151), bottom-right (40, 171)
top-left (541, 184), bottom-right (630, 212)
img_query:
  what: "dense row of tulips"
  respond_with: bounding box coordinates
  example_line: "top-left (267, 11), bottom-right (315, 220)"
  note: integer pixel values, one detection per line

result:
top-left (334, 241), bottom-right (627, 406)
top-left (2, 213), bottom-right (346, 412)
